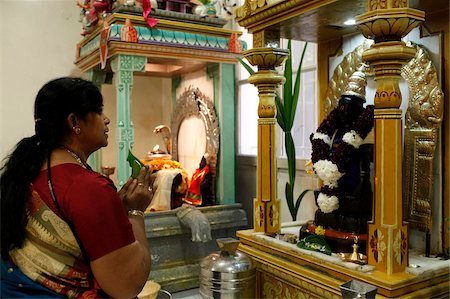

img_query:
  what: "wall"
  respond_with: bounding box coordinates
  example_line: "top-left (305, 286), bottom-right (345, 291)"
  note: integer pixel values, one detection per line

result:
top-left (236, 156), bottom-right (319, 226)
top-left (100, 75), bottom-right (172, 185)
top-left (176, 69), bottom-right (214, 100)
top-left (0, 1), bottom-right (83, 161)
top-left (0, 2), bottom-right (173, 185)
top-left (235, 156), bottom-right (257, 228)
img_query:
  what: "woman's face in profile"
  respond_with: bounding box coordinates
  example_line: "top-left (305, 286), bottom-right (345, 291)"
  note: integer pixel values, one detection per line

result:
top-left (78, 111), bottom-right (111, 151)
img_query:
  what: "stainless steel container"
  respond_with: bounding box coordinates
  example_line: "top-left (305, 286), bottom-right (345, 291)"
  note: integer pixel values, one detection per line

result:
top-left (340, 280), bottom-right (378, 299)
top-left (199, 238), bottom-right (255, 299)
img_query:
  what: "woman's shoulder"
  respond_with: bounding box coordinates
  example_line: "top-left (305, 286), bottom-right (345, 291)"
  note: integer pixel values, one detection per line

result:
top-left (53, 164), bottom-right (116, 191)
top-left (54, 164), bottom-right (121, 212)
top-left (54, 163), bottom-right (105, 177)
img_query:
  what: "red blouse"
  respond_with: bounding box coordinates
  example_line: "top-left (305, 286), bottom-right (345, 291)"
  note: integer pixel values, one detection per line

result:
top-left (33, 164), bottom-right (135, 261)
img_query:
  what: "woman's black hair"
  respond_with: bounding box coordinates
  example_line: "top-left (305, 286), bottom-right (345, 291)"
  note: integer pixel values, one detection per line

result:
top-left (1, 77), bottom-right (103, 259)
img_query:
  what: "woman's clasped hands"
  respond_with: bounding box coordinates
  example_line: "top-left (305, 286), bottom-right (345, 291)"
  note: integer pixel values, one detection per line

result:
top-left (119, 166), bottom-right (156, 212)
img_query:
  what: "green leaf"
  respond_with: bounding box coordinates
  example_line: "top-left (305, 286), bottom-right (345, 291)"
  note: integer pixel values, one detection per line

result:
top-left (295, 189), bottom-right (311, 212)
top-left (237, 58), bottom-right (255, 75)
top-left (127, 150), bottom-right (145, 179)
top-left (275, 94), bottom-right (286, 131)
top-left (285, 182), bottom-right (295, 219)
top-left (288, 42), bottom-right (308, 129)
top-left (281, 41), bottom-right (310, 221)
top-left (285, 132), bottom-right (296, 184)
top-left (283, 40), bottom-right (293, 130)
top-left (297, 235), bottom-right (332, 255)
top-left (196, 0), bottom-right (211, 5)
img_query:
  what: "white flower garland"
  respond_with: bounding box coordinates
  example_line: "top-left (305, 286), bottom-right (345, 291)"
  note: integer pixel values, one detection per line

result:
top-left (312, 160), bottom-right (342, 187)
top-left (342, 130), bottom-right (363, 148)
top-left (312, 131), bottom-right (364, 213)
top-left (312, 132), bottom-right (332, 146)
top-left (311, 105), bottom-right (374, 214)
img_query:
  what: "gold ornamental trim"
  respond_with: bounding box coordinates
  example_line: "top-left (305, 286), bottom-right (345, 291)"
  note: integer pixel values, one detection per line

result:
top-left (404, 129), bottom-right (437, 232)
top-left (322, 41), bottom-right (371, 116)
top-left (236, 0), bottom-right (335, 32)
top-left (362, 42), bottom-right (417, 67)
top-left (402, 42), bottom-right (444, 129)
top-left (368, 225), bottom-right (408, 274)
top-left (401, 43), bottom-right (443, 233)
top-left (239, 244), bottom-right (345, 298)
top-left (77, 12), bottom-right (242, 49)
top-left (108, 43), bottom-right (241, 62)
top-left (267, 199), bottom-right (280, 229)
top-left (247, 72), bottom-right (286, 86)
top-left (261, 271), bottom-right (341, 299)
top-left (75, 42), bottom-right (241, 71)
top-left (243, 47), bottom-right (289, 69)
top-left (323, 42), bottom-right (441, 121)
top-left (237, 229), bottom-right (450, 297)
top-left (374, 109), bottom-right (402, 119)
top-left (258, 118), bottom-right (277, 125)
top-left (367, 0), bottom-right (408, 10)
top-left (108, 14), bottom-right (243, 37)
top-left (254, 198), bottom-right (264, 231)
top-left (356, 8), bottom-right (425, 24)
top-left (357, 8), bottom-right (424, 42)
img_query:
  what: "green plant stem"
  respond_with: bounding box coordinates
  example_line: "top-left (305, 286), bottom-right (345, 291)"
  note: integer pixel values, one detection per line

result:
top-left (237, 41), bottom-right (311, 221)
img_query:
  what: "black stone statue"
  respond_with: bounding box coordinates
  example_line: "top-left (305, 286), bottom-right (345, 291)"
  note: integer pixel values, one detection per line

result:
top-left (314, 95), bottom-right (374, 235)
top-left (301, 66), bottom-right (375, 253)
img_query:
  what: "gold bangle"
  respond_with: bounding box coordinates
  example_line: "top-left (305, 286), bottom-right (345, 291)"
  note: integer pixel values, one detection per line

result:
top-left (128, 209), bottom-right (145, 218)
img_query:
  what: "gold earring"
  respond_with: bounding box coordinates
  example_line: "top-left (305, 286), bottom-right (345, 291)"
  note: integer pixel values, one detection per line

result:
top-left (73, 126), bottom-right (81, 135)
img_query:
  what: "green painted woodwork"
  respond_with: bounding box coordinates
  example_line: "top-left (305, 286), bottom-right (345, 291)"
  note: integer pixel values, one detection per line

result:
top-left (206, 63), bottom-right (219, 102)
top-left (79, 35), bottom-right (101, 58)
top-left (110, 54), bottom-right (146, 186)
top-left (108, 24), bottom-right (231, 51)
top-left (172, 75), bottom-right (181, 107)
top-left (207, 63), bottom-right (236, 204)
top-left (85, 70), bottom-right (107, 173)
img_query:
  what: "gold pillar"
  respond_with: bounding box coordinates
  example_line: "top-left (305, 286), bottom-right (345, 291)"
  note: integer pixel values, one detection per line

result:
top-left (356, 0), bottom-right (424, 274)
top-left (243, 32), bottom-right (289, 233)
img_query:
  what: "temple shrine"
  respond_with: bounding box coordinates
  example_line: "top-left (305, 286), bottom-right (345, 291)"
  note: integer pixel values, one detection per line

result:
top-left (1, 0), bottom-right (448, 298)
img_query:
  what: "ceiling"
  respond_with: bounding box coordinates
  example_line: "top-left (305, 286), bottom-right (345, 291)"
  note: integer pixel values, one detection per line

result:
top-left (138, 57), bottom-right (207, 77)
top-left (270, 0), bottom-right (449, 43)
top-left (115, 0), bottom-right (448, 76)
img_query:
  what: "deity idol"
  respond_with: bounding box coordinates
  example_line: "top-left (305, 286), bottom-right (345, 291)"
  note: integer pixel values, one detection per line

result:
top-left (305, 66), bottom-right (375, 251)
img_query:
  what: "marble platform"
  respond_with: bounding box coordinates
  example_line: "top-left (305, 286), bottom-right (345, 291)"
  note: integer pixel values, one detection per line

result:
top-left (144, 204), bottom-right (247, 293)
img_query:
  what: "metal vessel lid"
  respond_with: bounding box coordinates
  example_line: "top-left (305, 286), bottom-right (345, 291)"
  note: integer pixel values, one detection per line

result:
top-left (200, 238), bottom-right (254, 274)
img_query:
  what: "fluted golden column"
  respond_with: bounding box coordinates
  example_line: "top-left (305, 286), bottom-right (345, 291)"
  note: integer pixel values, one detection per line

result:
top-left (356, 0), bottom-right (424, 274)
top-left (244, 47), bottom-right (289, 233)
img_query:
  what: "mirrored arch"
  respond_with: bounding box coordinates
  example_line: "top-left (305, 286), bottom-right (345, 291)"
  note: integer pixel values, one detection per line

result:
top-left (171, 86), bottom-right (220, 177)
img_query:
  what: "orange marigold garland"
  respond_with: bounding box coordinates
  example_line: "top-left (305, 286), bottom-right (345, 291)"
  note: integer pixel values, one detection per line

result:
top-left (145, 158), bottom-right (183, 172)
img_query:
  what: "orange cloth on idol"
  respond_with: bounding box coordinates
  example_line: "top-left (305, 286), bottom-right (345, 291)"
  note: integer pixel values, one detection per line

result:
top-left (183, 164), bottom-right (210, 206)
